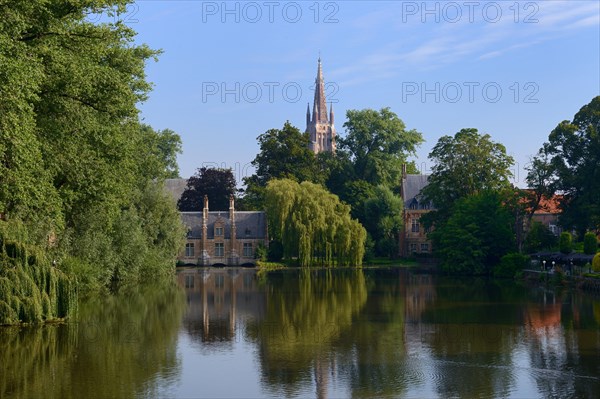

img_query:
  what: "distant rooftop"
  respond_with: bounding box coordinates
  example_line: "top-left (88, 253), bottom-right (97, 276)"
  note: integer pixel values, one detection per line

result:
top-left (401, 174), bottom-right (431, 208)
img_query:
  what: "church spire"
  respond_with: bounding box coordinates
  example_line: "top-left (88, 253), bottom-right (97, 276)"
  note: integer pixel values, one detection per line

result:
top-left (313, 58), bottom-right (328, 123)
top-left (305, 57), bottom-right (336, 154)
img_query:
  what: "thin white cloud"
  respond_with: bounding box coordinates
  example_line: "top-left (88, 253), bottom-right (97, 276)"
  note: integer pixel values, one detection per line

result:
top-left (335, 0), bottom-right (599, 85)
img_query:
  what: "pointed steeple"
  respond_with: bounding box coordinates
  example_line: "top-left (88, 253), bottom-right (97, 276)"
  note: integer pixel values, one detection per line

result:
top-left (305, 57), bottom-right (336, 154)
top-left (313, 58), bottom-right (328, 123)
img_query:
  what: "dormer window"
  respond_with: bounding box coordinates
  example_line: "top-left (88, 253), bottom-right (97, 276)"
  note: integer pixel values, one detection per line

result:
top-left (215, 226), bottom-right (223, 236)
top-left (245, 228), bottom-right (251, 237)
top-left (409, 199), bottom-right (419, 210)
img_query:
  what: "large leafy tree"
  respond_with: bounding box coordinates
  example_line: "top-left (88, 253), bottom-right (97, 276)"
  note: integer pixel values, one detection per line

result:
top-left (0, 1), bottom-right (185, 297)
top-left (542, 96), bottom-right (600, 234)
top-left (421, 128), bottom-right (514, 226)
top-left (429, 191), bottom-right (516, 275)
top-left (339, 107), bottom-right (424, 188)
top-left (242, 121), bottom-right (321, 209)
top-left (178, 167), bottom-right (236, 212)
top-left (363, 186), bottom-right (404, 257)
top-left (323, 108), bottom-right (421, 257)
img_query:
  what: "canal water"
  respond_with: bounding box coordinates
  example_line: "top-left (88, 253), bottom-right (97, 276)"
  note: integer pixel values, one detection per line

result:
top-left (1, 268), bottom-right (599, 398)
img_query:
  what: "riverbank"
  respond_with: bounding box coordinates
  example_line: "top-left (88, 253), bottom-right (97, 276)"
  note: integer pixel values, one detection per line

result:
top-left (522, 269), bottom-right (600, 295)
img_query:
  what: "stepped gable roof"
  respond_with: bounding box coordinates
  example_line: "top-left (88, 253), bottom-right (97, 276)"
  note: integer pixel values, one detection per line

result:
top-left (180, 211), bottom-right (267, 239)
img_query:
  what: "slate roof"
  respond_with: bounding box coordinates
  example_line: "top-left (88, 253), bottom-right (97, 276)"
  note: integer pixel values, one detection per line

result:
top-left (164, 178), bottom-right (188, 202)
top-left (181, 211), bottom-right (267, 240)
top-left (401, 174), bottom-right (432, 208)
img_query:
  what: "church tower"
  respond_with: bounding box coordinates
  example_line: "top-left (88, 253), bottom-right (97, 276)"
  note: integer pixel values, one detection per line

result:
top-left (306, 58), bottom-right (336, 153)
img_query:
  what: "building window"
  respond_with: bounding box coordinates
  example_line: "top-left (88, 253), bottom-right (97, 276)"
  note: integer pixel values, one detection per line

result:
top-left (215, 226), bottom-right (223, 236)
top-left (411, 218), bottom-right (420, 233)
top-left (421, 243), bottom-right (429, 253)
top-left (185, 243), bottom-right (194, 257)
top-left (410, 243), bottom-right (418, 253)
top-left (243, 243), bottom-right (253, 257)
top-left (245, 228), bottom-right (251, 237)
top-left (214, 242), bottom-right (224, 257)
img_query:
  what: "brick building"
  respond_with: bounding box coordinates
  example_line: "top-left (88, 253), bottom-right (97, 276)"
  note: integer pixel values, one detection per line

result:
top-left (399, 167), bottom-right (434, 257)
top-left (178, 195), bottom-right (267, 266)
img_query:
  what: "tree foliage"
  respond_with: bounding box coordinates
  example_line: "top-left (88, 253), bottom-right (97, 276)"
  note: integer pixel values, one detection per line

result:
top-left (0, 1), bottom-right (186, 312)
top-left (421, 128), bottom-right (514, 226)
top-left (559, 232), bottom-right (573, 254)
top-left (523, 222), bottom-right (557, 253)
top-left (363, 186), bottom-right (404, 257)
top-left (242, 122), bottom-right (321, 209)
top-left (593, 253), bottom-right (600, 272)
top-left (264, 179), bottom-right (366, 267)
top-left (541, 96), bottom-right (600, 234)
top-left (429, 191), bottom-right (515, 275)
top-left (339, 108), bottom-right (424, 187)
top-left (583, 232), bottom-right (598, 255)
top-left (178, 167), bottom-right (236, 211)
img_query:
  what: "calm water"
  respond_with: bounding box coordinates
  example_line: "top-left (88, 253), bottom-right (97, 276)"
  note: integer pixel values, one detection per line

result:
top-left (1, 268), bottom-right (600, 398)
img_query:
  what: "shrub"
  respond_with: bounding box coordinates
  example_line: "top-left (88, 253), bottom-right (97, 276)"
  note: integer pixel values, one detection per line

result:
top-left (494, 253), bottom-right (530, 278)
top-left (593, 253), bottom-right (600, 273)
top-left (584, 232), bottom-right (598, 255)
top-left (254, 243), bottom-right (268, 262)
top-left (559, 232), bottom-right (573, 254)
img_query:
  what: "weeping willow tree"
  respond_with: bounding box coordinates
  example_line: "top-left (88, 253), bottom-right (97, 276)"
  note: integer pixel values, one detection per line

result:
top-left (264, 179), bottom-right (366, 266)
top-left (0, 221), bottom-right (77, 325)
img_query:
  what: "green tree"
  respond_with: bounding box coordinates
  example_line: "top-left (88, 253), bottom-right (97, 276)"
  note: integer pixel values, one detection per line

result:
top-left (559, 232), bottom-right (573, 254)
top-left (242, 122), bottom-right (321, 209)
top-left (178, 167), bottom-right (236, 211)
top-left (363, 186), bottom-right (404, 257)
top-left (429, 191), bottom-right (516, 275)
top-left (583, 232), bottom-right (597, 255)
top-left (339, 108), bottom-right (424, 187)
top-left (542, 96), bottom-right (600, 235)
top-left (264, 179), bottom-right (366, 267)
top-left (0, 1), bottom-right (185, 302)
top-left (523, 222), bottom-right (558, 253)
top-left (421, 128), bottom-right (514, 226)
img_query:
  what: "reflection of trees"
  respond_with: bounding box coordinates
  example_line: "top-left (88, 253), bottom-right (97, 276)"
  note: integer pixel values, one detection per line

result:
top-left (422, 278), bottom-right (523, 398)
top-left (246, 269), bottom-right (367, 397)
top-left (524, 290), bottom-right (600, 398)
top-left (336, 269), bottom-right (409, 398)
top-left (247, 269), bottom-right (413, 398)
top-left (0, 283), bottom-right (184, 399)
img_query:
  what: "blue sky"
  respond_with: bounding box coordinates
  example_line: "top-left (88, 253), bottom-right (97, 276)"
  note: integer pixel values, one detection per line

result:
top-left (125, 0), bottom-right (599, 186)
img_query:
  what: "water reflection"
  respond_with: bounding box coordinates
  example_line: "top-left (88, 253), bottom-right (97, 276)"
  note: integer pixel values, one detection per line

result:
top-left (0, 283), bottom-right (184, 399)
top-left (176, 268), bottom-right (600, 398)
top-left (2, 268), bottom-right (599, 398)
top-left (177, 268), bottom-right (265, 348)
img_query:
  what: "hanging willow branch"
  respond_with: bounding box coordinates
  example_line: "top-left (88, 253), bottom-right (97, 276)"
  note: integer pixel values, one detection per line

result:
top-left (265, 179), bottom-right (367, 267)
